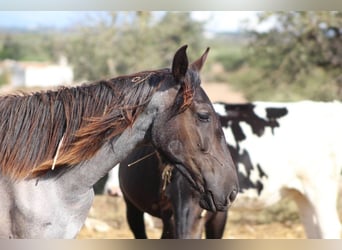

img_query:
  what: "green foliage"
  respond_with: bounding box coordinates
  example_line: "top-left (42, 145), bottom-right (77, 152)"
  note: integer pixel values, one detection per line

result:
top-left (247, 11), bottom-right (342, 85)
top-left (201, 33), bottom-right (248, 83)
top-left (2, 11), bottom-right (341, 102)
top-left (64, 12), bottom-right (205, 81)
top-left (227, 66), bottom-right (340, 101)
top-left (212, 11), bottom-right (342, 102)
top-left (0, 32), bottom-right (64, 62)
top-left (0, 35), bottom-right (22, 60)
top-left (0, 12), bottom-right (205, 82)
top-left (214, 45), bottom-right (246, 71)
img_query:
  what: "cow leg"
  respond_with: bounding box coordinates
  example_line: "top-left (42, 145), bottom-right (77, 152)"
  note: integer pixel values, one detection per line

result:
top-left (205, 211), bottom-right (228, 239)
top-left (124, 198), bottom-right (148, 239)
top-left (305, 182), bottom-right (341, 239)
top-left (291, 190), bottom-right (321, 238)
top-left (292, 181), bottom-right (341, 239)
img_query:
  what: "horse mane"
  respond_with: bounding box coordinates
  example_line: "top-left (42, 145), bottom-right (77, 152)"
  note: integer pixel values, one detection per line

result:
top-left (0, 69), bottom-right (175, 180)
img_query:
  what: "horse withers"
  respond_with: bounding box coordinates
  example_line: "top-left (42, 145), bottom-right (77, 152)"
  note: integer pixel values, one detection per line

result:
top-left (0, 45), bottom-right (238, 238)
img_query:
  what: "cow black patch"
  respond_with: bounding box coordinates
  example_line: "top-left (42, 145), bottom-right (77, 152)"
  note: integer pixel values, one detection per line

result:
top-left (217, 102), bottom-right (288, 196)
top-left (229, 144), bottom-right (266, 195)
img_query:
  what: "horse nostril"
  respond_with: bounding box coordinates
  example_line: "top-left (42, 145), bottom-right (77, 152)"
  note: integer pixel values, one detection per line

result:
top-left (228, 188), bottom-right (238, 204)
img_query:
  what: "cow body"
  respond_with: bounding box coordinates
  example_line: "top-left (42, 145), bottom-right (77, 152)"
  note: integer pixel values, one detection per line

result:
top-left (214, 100), bottom-right (342, 238)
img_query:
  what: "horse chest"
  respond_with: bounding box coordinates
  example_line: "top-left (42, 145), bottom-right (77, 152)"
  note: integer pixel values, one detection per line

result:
top-left (2, 178), bottom-right (93, 239)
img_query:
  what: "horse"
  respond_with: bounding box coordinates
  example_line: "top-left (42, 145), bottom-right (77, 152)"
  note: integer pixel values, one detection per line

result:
top-left (0, 45), bottom-right (239, 239)
top-left (104, 100), bottom-right (342, 239)
top-left (118, 139), bottom-right (229, 239)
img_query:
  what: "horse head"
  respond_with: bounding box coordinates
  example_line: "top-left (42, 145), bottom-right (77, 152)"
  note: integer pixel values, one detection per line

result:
top-left (151, 45), bottom-right (239, 212)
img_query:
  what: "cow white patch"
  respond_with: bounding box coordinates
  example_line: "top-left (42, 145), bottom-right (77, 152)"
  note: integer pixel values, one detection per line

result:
top-left (213, 103), bottom-right (227, 116)
top-left (237, 163), bottom-right (247, 178)
top-left (221, 100), bottom-right (342, 238)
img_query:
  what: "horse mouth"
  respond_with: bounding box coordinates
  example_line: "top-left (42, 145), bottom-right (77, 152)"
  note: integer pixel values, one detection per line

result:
top-left (199, 191), bottom-right (228, 212)
top-left (199, 191), bottom-right (217, 212)
top-left (173, 163), bottom-right (228, 212)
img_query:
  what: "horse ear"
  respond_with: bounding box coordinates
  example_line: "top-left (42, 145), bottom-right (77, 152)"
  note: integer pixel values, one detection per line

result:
top-left (172, 45), bottom-right (189, 82)
top-left (190, 47), bottom-right (210, 72)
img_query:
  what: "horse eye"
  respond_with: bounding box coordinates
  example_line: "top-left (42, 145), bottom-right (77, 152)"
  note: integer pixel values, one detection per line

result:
top-left (197, 112), bottom-right (210, 122)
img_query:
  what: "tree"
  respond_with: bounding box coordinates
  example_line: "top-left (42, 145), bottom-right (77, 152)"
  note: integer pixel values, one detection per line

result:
top-left (239, 11), bottom-right (342, 101)
top-left (0, 35), bottom-right (22, 60)
top-left (153, 12), bottom-right (205, 67)
top-left (64, 12), bottom-right (120, 81)
top-left (0, 31), bottom-right (66, 62)
top-left (0, 12), bottom-right (206, 83)
top-left (65, 12), bottom-right (205, 81)
top-left (248, 12), bottom-right (342, 83)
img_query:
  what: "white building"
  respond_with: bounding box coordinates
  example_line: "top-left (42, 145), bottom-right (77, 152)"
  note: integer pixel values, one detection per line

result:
top-left (0, 57), bottom-right (73, 88)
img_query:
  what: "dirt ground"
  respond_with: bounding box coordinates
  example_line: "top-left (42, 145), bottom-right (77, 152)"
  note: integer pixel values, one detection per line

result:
top-left (201, 82), bottom-right (247, 103)
top-left (78, 195), bottom-right (304, 239)
top-left (76, 195), bottom-right (305, 239)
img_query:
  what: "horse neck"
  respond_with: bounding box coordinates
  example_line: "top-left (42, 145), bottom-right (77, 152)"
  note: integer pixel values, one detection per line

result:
top-left (58, 98), bottom-right (161, 193)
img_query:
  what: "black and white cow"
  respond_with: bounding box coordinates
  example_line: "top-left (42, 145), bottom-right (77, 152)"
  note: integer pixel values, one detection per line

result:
top-left (214, 100), bottom-right (342, 239)
top-left (102, 100), bottom-right (342, 239)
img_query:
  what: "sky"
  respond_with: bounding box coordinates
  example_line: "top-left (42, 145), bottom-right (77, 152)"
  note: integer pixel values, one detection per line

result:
top-left (0, 11), bottom-right (272, 33)
top-left (0, 11), bottom-right (102, 30)
top-left (192, 11), bottom-right (261, 32)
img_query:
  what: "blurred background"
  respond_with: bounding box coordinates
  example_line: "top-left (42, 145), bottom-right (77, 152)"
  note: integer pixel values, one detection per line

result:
top-left (0, 11), bottom-right (341, 238)
top-left (0, 11), bottom-right (341, 102)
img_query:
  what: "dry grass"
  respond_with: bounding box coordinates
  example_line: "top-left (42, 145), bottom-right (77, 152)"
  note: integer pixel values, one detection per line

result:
top-left (78, 193), bottom-right (342, 239)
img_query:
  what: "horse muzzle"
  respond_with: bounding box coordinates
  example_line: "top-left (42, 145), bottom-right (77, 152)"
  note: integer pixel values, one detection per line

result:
top-left (199, 187), bottom-right (238, 212)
